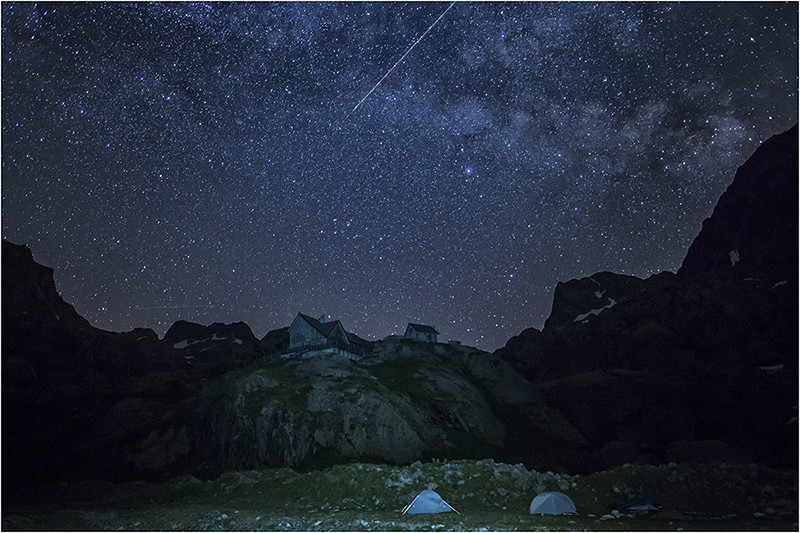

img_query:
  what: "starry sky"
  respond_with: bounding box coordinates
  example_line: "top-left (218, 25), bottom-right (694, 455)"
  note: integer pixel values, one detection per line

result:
top-left (2, 2), bottom-right (797, 351)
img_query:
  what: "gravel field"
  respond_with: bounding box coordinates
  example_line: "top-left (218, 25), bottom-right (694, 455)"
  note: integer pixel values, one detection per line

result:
top-left (4, 460), bottom-right (796, 531)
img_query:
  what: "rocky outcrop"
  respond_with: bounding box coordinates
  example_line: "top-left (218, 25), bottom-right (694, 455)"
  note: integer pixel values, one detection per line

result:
top-left (678, 124), bottom-right (798, 281)
top-left (544, 271), bottom-right (675, 331)
top-left (2, 240), bottom-right (92, 332)
top-left (188, 339), bottom-right (590, 476)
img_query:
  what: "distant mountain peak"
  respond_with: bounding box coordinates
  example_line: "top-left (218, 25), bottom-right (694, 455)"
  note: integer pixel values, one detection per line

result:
top-left (678, 124), bottom-right (798, 280)
top-left (163, 320), bottom-right (258, 350)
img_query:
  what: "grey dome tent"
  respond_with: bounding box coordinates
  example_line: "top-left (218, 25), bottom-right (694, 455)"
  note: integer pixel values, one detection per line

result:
top-left (529, 491), bottom-right (577, 515)
top-left (402, 489), bottom-right (460, 514)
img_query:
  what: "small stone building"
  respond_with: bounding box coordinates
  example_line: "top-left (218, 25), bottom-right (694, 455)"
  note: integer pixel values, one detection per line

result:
top-left (404, 323), bottom-right (439, 343)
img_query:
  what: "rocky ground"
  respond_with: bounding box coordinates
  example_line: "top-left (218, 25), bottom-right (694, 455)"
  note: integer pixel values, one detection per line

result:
top-left (4, 460), bottom-right (796, 531)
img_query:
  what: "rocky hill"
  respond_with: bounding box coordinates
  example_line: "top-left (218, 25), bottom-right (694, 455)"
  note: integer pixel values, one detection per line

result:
top-left (191, 340), bottom-right (528, 477)
top-left (496, 124), bottom-right (798, 469)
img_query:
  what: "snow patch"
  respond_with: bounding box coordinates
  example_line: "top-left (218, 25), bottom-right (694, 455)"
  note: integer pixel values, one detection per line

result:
top-left (173, 338), bottom-right (208, 349)
top-left (233, 338), bottom-right (243, 344)
top-left (759, 364), bottom-right (784, 374)
top-left (772, 280), bottom-right (787, 288)
top-left (728, 249), bottom-right (740, 266)
top-left (575, 298), bottom-right (617, 322)
top-left (590, 277), bottom-right (605, 299)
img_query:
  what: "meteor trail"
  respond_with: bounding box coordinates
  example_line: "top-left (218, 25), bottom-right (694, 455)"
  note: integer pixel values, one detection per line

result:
top-left (353, 1), bottom-right (456, 112)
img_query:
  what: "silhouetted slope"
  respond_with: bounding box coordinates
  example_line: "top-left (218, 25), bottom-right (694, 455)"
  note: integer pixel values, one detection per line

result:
top-left (2, 240), bottom-right (191, 488)
top-left (679, 124), bottom-right (798, 281)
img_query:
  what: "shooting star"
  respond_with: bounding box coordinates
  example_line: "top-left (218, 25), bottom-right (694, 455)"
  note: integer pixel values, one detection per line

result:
top-left (353, 1), bottom-right (457, 112)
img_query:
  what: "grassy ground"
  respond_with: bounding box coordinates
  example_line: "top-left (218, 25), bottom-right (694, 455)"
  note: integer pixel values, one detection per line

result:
top-left (3, 460), bottom-right (796, 531)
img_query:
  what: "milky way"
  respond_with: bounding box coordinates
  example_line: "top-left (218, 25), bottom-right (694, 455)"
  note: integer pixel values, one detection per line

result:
top-left (2, 2), bottom-right (797, 350)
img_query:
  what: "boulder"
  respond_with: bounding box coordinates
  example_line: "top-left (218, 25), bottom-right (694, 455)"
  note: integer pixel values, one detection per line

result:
top-left (599, 441), bottom-right (640, 468)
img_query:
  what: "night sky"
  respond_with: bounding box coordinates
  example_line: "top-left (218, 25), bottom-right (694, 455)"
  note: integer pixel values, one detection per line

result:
top-left (2, 2), bottom-right (797, 351)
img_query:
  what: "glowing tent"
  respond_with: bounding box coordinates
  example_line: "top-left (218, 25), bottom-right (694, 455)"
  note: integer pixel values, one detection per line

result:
top-left (528, 491), bottom-right (577, 515)
top-left (402, 489), bottom-right (460, 514)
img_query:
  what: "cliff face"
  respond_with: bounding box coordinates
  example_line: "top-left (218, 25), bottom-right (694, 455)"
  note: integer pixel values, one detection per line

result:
top-left (1, 240), bottom-right (195, 487)
top-left (2, 240), bottom-right (92, 332)
top-left (678, 124), bottom-right (798, 281)
top-left (543, 271), bottom-right (675, 331)
top-left (496, 125), bottom-right (798, 470)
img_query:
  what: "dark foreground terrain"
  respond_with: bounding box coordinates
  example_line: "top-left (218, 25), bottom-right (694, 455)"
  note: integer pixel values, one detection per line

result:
top-left (3, 460), bottom-right (796, 531)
